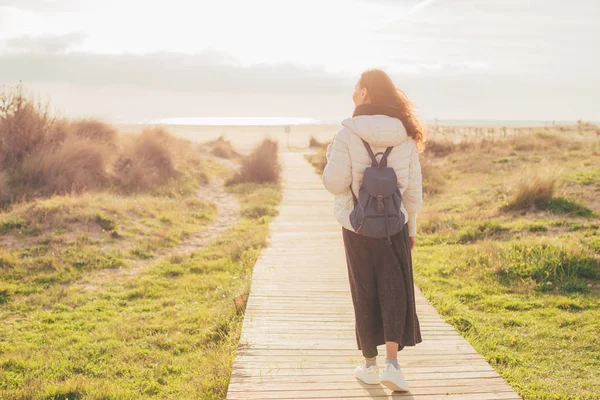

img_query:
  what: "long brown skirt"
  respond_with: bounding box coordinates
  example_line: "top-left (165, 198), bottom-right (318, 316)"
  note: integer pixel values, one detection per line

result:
top-left (342, 226), bottom-right (422, 358)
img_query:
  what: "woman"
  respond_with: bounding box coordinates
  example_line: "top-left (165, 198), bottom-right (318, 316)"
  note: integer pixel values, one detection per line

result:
top-left (322, 69), bottom-right (425, 391)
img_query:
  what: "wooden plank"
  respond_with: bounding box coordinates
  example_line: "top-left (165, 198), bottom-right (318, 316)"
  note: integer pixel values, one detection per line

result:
top-left (229, 377), bottom-right (512, 395)
top-left (236, 349), bottom-right (482, 357)
top-left (228, 376), bottom-right (513, 390)
top-left (230, 368), bottom-right (500, 379)
top-left (231, 354), bottom-right (486, 363)
top-left (225, 151), bottom-right (522, 399)
top-left (226, 385), bottom-right (516, 399)
top-left (227, 390), bottom-right (522, 399)
top-left (232, 365), bottom-right (496, 374)
top-left (232, 359), bottom-right (492, 369)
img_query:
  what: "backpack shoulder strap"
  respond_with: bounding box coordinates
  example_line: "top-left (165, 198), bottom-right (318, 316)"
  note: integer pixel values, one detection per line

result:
top-left (361, 139), bottom-right (394, 168)
top-left (361, 139), bottom-right (379, 167)
top-left (379, 146), bottom-right (394, 167)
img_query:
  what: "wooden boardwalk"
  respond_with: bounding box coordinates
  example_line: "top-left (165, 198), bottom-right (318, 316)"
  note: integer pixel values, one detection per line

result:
top-left (226, 151), bottom-right (522, 400)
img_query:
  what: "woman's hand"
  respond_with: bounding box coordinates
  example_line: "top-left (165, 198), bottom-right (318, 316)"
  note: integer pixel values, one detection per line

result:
top-left (409, 236), bottom-right (416, 251)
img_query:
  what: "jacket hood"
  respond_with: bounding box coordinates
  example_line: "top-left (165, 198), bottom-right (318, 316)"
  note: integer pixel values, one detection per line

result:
top-left (341, 114), bottom-right (408, 147)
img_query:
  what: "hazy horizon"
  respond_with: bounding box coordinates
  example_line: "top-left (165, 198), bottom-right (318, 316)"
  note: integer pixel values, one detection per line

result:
top-left (1, 0), bottom-right (598, 123)
top-left (130, 117), bottom-right (598, 127)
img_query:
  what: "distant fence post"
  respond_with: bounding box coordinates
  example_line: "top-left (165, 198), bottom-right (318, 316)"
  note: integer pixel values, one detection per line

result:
top-left (284, 125), bottom-right (291, 149)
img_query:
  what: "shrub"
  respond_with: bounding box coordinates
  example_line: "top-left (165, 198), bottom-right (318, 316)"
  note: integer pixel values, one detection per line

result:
top-left (44, 118), bottom-right (70, 149)
top-left (114, 128), bottom-right (178, 192)
top-left (309, 136), bottom-right (325, 148)
top-left (0, 170), bottom-right (8, 203)
top-left (69, 119), bottom-right (117, 144)
top-left (16, 138), bottom-right (110, 197)
top-left (138, 126), bottom-right (175, 147)
top-left (226, 138), bottom-right (280, 185)
top-left (503, 169), bottom-right (557, 211)
top-left (425, 140), bottom-right (459, 157)
top-left (134, 131), bottom-right (176, 175)
top-left (212, 141), bottom-right (233, 158)
top-left (211, 136), bottom-right (239, 159)
top-left (0, 83), bottom-right (52, 170)
top-left (0, 85), bottom-right (196, 202)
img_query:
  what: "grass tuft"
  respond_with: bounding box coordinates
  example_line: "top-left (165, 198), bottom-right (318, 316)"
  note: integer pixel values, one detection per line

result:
top-left (210, 135), bottom-right (239, 159)
top-left (226, 138), bottom-right (280, 185)
top-left (503, 168), bottom-right (557, 211)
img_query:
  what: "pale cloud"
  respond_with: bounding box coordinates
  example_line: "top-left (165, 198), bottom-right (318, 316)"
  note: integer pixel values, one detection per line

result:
top-left (0, 0), bottom-right (80, 11)
top-left (408, 0), bottom-right (438, 14)
top-left (374, 0), bottom-right (600, 82)
top-left (0, 5), bottom-right (85, 39)
top-left (6, 32), bottom-right (85, 53)
top-left (0, 51), bottom-right (349, 95)
top-left (2, 48), bottom-right (597, 122)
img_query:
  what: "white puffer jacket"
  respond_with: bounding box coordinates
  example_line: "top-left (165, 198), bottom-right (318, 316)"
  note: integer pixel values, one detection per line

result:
top-left (322, 114), bottom-right (423, 237)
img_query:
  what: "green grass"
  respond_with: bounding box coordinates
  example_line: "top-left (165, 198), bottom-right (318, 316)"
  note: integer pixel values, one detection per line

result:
top-left (226, 182), bottom-right (282, 220)
top-left (535, 197), bottom-right (595, 217)
top-left (0, 182), bottom-right (281, 399)
top-left (414, 241), bottom-right (599, 399)
top-left (0, 193), bottom-right (217, 300)
top-left (572, 169), bottom-right (600, 189)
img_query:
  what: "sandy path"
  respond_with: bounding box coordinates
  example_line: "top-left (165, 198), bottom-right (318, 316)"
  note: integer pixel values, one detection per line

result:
top-left (72, 153), bottom-right (240, 292)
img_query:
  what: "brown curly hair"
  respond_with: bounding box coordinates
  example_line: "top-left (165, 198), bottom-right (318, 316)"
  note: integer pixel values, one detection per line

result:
top-left (358, 69), bottom-right (427, 152)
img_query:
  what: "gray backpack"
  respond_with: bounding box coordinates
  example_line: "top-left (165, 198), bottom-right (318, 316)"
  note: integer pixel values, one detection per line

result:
top-left (349, 139), bottom-right (405, 245)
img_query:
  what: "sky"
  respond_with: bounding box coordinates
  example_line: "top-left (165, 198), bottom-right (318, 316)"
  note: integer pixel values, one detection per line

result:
top-left (0, 0), bottom-right (598, 123)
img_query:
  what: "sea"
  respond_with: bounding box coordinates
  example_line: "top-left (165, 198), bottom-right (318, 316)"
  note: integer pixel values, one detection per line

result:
top-left (140, 117), bottom-right (597, 127)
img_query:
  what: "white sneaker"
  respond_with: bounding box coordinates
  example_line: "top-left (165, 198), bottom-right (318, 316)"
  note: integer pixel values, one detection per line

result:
top-left (354, 362), bottom-right (380, 385)
top-left (380, 363), bottom-right (410, 392)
